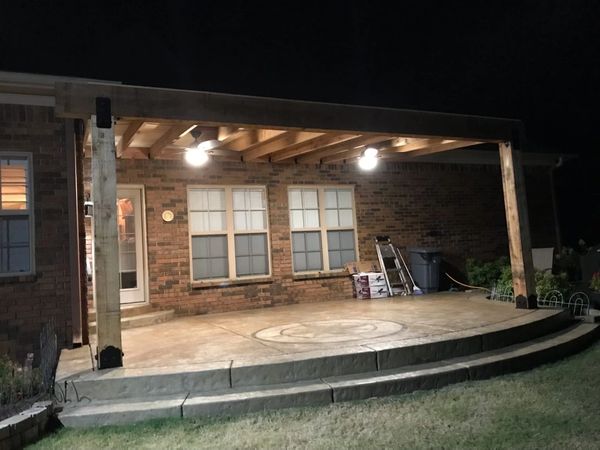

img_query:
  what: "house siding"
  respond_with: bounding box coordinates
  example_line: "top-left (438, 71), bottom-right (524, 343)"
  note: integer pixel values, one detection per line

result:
top-left (83, 158), bottom-right (556, 315)
top-left (0, 104), bottom-right (73, 361)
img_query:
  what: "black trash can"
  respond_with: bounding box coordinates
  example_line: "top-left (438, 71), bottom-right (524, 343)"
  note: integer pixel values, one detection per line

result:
top-left (408, 248), bottom-right (442, 294)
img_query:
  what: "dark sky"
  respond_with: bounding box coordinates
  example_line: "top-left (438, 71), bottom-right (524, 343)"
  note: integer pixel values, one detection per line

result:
top-left (0, 1), bottom-right (598, 243)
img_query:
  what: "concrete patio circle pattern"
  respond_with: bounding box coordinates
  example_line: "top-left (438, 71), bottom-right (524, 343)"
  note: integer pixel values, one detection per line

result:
top-left (253, 319), bottom-right (406, 344)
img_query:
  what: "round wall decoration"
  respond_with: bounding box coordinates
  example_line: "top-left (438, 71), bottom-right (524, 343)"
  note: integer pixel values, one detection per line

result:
top-left (161, 210), bottom-right (175, 222)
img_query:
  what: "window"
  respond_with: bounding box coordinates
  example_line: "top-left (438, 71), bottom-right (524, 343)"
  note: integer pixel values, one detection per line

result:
top-left (188, 186), bottom-right (270, 281)
top-left (0, 154), bottom-right (33, 276)
top-left (288, 186), bottom-right (357, 273)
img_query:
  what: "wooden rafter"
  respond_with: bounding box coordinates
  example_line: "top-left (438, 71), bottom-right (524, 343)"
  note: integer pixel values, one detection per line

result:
top-left (242, 131), bottom-right (323, 161)
top-left (117, 119), bottom-right (144, 157)
top-left (298, 135), bottom-right (392, 164)
top-left (385, 140), bottom-right (482, 159)
top-left (149, 122), bottom-right (196, 159)
top-left (270, 134), bottom-right (358, 162)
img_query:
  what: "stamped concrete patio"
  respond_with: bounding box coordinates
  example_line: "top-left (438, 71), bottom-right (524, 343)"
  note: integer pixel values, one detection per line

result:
top-left (58, 292), bottom-right (541, 378)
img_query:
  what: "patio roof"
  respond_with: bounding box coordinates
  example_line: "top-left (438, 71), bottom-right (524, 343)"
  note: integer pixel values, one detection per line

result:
top-left (54, 81), bottom-right (522, 164)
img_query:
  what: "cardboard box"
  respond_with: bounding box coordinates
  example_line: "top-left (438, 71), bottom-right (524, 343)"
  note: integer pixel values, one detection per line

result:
top-left (354, 281), bottom-right (389, 299)
top-left (354, 272), bottom-right (387, 287)
top-left (345, 260), bottom-right (381, 274)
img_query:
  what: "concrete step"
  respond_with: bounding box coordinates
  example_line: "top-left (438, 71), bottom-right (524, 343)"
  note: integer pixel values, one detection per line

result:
top-left (58, 309), bottom-right (572, 402)
top-left (88, 304), bottom-right (155, 322)
top-left (88, 309), bottom-right (175, 334)
top-left (57, 322), bottom-right (599, 427)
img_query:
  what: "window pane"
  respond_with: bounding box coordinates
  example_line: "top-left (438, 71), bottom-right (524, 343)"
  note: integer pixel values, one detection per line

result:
top-left (304, 209), bottom-right (320, 228)
top-left (292, 232), bottom-right (305, 252)
top-left (234, 211), bottom-right (247, 230)
top-left (249, 190), bottom-right (265, 209)
top-left (305, 231), bottom-right (321, 252)
top-left (339, 209), bottom-right (354, 227)
top-left (324, 190), bottom-right (338, 208)
top-left (303, 190), bottom-right (318, 208)
top-left (189, 211), bottom-right (208, 232)
top-left (208, 189), bottom-right (225, 210)
top-left (0, 217), bottom-right (30, 273)
top-left (339, 230), bottom-right (355, 249)
top-left (209, 235), bottom-right (228, 257)
top-left (307, 252), bottom-right (323, 270)
top-left (288, 189), bottom-right (302, 209)
top-left (1, 159), bottom-right (28, 210)
top-left (208, 211), bottom-right (226, 231)
top-left (188, 190), bottom-right (208, 210)
top-left (325, 209), bottom-right (339, 227)
top-left (328, 231), bottom-right (341, 250)
top-left (293, 253), bottom-right (307, 272)
top-left (232, 190), bottom-right (246, 210)
top-left (290, 210), bottom-right (304, 229)
top-left (337, 190), bottom-right (353, 208)
top-left (250, 211), bottom-right (265, 230)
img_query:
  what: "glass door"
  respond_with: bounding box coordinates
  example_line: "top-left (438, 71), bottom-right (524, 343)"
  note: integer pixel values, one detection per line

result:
top-left (117, 187), bottom-right (146, 304)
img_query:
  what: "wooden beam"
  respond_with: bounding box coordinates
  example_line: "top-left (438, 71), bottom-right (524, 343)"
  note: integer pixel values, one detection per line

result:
top-left (270, 134), bottom-right (357, 162)
top-left (55, 82), bottom-right (520, 142)
top-left (499, 141), bottom-right (536, 308)
top-left (384, 140), bottom-right (482, 159)
top-left (117, 119), bottom-right (144, 158)
top-left (298, 135), bottom-right (392, 164)
top-left (149, 122), bottom-right (195, 159)
top-left (320, 147), bottom-right (365, 164)
top-left (83, 119), bottom-right (91, 157)
top-left (243, 131), bottom-right (323, 161)
top-left (90, 114), bottom-right (123, 368)
top-left (121, 147), bottom-right (150, 159)
top-left (384, 138), bottom-right (440, 153)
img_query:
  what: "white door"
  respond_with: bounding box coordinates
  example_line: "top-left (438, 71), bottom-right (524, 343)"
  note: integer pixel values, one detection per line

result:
top-left (117, 187), bottom-right (146, 304)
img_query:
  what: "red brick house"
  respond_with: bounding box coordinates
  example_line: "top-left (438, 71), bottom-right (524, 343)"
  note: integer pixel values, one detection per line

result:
top-left (0, 71), bottom-right (560, 365)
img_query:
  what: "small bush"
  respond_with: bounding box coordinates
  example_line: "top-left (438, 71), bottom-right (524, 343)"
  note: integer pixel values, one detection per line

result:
top-left (590, 272), bottom-right (600, 292)
top-left (466, 257), bottom-right (509, 289)
top-left (0, 354), bottom-right (43, 406)
top-left (535, 270), bottom-right (570, 298)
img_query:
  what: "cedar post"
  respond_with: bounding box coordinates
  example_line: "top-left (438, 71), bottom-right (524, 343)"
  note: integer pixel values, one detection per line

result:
top-left (91, 98), bottom-right (123, 368)
top-left (499, 141), bottom-right (537, 308)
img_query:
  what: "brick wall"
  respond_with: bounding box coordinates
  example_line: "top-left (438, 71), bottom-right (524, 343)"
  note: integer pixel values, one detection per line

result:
top-left (83, 157), bottom-right (556, 315)
top-left (0, 105), bottom-right (73, 361)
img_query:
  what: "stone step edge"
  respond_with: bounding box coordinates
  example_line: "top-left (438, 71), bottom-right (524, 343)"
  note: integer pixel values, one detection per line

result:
top-left (59, 309), bottom-right (573, 401)
top-left (88, 309), bottom-right (175, 331)
top-left (58, 322), bottom-right (599, 427)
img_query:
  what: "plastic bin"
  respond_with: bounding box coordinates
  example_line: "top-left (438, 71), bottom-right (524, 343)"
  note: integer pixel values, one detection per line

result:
top-left (408, 248), bottom-right (441, 294)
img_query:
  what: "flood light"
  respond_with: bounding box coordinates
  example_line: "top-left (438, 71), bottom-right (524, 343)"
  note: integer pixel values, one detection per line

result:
top-left (358, 147), bottom-right (379, 170)
top-left (363, 147), bottom-right (379, 158)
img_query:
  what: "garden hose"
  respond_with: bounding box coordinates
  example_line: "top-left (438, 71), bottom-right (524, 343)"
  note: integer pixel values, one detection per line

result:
top-left (445, 272), bottom-right (492, 293)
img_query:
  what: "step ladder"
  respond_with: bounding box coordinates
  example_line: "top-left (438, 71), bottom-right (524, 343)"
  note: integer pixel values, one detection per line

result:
top-left (374, 236), bottom-right (414, 296)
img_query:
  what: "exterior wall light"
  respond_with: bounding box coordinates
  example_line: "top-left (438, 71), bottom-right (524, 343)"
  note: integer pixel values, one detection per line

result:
top-left (358, 147), bottom-right (379, 170)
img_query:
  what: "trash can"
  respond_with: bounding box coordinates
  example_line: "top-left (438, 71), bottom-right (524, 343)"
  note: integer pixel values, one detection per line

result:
top-left (408, 248), bottom-right (441, 294)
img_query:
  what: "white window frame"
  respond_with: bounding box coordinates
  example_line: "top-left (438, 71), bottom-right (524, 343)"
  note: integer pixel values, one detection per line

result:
top-left (187, 185), bottom-right (272, 282)
top-left (0, 152), bottom-right (35, 277)
top-left (288, 185), bottom-right (359, 274)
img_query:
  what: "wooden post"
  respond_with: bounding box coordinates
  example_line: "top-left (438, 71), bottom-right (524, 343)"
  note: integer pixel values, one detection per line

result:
top-left (91, 98), bottom-right (123, 369)
top-left (499, 141), bottom-right (537, 308)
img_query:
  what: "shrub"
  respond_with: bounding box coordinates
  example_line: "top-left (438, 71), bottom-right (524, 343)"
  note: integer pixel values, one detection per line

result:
top-left (590, 272), bottom-right (600, 292)
top-left (535, 270), bottom-right (569, 298)
top-left (0, 354), bottom-right (42, 406)
top-left (466, 257), bottom-right (509, 289)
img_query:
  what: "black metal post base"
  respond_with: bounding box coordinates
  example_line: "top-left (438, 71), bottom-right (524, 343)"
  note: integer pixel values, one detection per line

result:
top-left (515, 294), bottom-right (538, 309)
top-left (96, 345), bottom-right (123, 369)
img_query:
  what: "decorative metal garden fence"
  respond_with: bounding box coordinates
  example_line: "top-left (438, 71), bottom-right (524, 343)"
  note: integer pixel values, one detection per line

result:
top-left (489, 286), bottom-right (591, 316)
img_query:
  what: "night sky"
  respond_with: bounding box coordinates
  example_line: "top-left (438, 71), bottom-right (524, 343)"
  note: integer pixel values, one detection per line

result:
top-left (0, 1), bottom-right (598, 245)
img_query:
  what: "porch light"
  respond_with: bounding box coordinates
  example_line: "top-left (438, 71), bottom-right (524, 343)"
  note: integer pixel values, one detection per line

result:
top-left (358, 147), bottom-right (379, 170)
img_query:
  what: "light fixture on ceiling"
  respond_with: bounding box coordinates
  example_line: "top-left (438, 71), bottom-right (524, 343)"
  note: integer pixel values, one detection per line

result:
top-left (358, 146), bottom-right (379, 170)
top-left (184, 128), bottom-right (220, 167)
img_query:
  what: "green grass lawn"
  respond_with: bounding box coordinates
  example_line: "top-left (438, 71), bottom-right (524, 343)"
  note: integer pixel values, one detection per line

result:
top-left (33, 342), bottom-right (600, 449)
